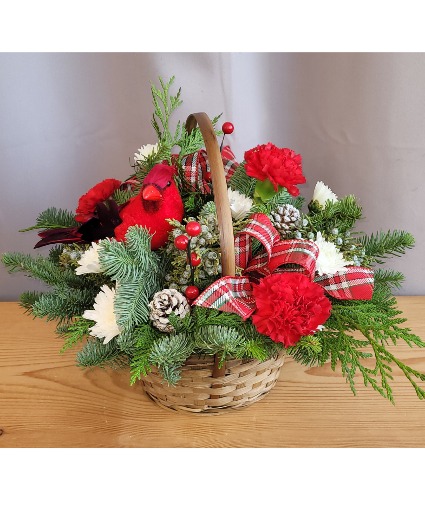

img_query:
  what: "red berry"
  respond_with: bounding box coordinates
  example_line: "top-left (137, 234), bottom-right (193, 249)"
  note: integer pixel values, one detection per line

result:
top-left (185, 285), bottom-right (200, 300)
top-left (190, 253), bottom-right (201, 267)
top-left (174, 234), bottom-right (189, 250)
top-left (186, 221), bottom-right (202, 237)
top-left (222, 122), bottom-right (234, 135)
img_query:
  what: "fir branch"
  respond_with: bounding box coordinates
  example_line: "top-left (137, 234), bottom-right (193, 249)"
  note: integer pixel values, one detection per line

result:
top-left (192, 306), bottom-right (243, 329)
top-left (374, 269), bottom-right (405, 290)
top-left (286, 335), bottom-right (323, 367)
top-left (20, 207), bottom-right (78, 232)
top-left (229, 163), bottom-right (257, 198)
top-left (358, 230), bottom-right (415, 265)
top-left (149, 333), bottom-right (195, 385)
top-left (194, 326), bottom-right (245, 365)
top-left (19, 291), bottom-right (42, 313)
top-left (1, 252), bottom-right (86, 288)
top-left (252, 187), bottom-right (305, 214)
top-left (129, 325), bottom-right (161, 383)
top-left (307, 195), bottom-right (362, 234)
top-left (76, 339), bottom-right (127, 369)
top-left (31, 287), bottom-right (96, 322)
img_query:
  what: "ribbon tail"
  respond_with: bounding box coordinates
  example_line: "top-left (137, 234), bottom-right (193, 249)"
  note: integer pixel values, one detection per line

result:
top-left (315, 266), bottom-right (374, 300)
top-left (192, 276), bottom-right (256, 320)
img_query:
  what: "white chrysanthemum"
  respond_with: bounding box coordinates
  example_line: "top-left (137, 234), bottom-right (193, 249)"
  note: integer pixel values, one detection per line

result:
top-left (227, 188), bottom-right (253, 220)
top-left (75, 242), bottom-right (102, 275)
top-left (312, 181), bottom-right (338, 207)
top-left (134, 143), bottom-right (158, 162)
top-left (315, 232), bottom-right (353, 276)
top-left (82, 285), bottom-right (120, 344)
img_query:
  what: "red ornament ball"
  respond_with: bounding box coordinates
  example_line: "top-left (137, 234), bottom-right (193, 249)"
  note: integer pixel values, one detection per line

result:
top-left (186, 221), bottom-right (202, 237)
top-left (222, 122), bottom-right (234, 135)
top-left (185, 285), bottom-right (200, 300)
top-left (203, 170), bottom-right (212, 182)
top-left (174, 234), bottom-right (189, 250)
top-left (190, 253), bottom-right (202, 267)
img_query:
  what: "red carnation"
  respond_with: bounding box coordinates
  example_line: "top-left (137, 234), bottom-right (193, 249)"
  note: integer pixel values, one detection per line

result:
top-left (251, 272), bottom-right (331, 347)
top-left (244, 143), bottom-right (305, 195)
top-left (75, 178), bottom-right (122, 223)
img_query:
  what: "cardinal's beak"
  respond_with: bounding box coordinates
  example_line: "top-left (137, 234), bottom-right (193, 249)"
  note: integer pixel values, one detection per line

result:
top-left (142, 184), bottom-right (162, 201)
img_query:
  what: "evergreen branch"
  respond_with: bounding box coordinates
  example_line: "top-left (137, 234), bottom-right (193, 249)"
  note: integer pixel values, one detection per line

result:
top-left (129, 325), bottom-right (161, 383)
top-left (32, 288), bottom-right (96, 322)
top-left (19, 291), bottom-right (42, 313)
top-left (359, 230), bottom-right (415, 265)
top-left (286, 335), bottom-right (323, 367)
top-left (20, 207), bottom-right (78, 232)
top-left (76, 339), bottom-right (127, 369)
top-left (114, 279), bottom-right (159, 331)
top-left (149, 333), bottom-right (195, 385)
top-left (307, 195), bottom-right (362, 234)
top-left (374, 269), bottom-right (405, 289)
top-left (192, 306), bottom-right (243, 329)
top-left (252, 186), bottom-right (305, 214)
top-left (150, 76), bottom-right (182, 146)
top-left (1, 252), bottom-right (86, 288)
top-left (229, 163), bottom-right (257, 197)
top-left (194, 326), bottom-right (245, 365)
top-left (59, 316), bottom-right (94, 353)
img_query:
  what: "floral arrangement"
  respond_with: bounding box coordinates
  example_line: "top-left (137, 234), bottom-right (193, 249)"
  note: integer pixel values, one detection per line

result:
top-left (3, 76), bottom-right (425, 404)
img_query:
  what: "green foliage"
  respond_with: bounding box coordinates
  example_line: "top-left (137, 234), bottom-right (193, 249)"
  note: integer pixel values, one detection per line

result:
top-left (253, 186), bottom-right (305, 214)
top-left (291, 283), bottom-right (425, 402)
top-left (19, 291), bottom-right (42, 313)
top-left (374, 269), bottom-right (405, 289)
top-left (31, 288), bottom-right (96, 322)
top-left (229, 163), bottom-right (257, 198)
top-left (59, 316), bottom-right (94, 353)
top-left (358, 230), bottom-right (415, 265)
top-left (148, 333), bottom-right (195, 384)
top-left (76, 339), bottom-right (127, 369)
top-left (286, 335), bottom-right (322, 367)
top-left (1, 252), bottom-right (86, 288)
top-left (151, 76), bottom-right (182, 150)
top-left (128, 325), bottom-right (161, 382)
top-left (20, 207), bottom-right (78, 232)
top-left (98, 226), bottom-right (160, 333)
top-left (306, 195), bottom-right (362, 235)
top-left (192, 306), bottom-right (243, 329)
top-left (112, 187), bottom-right (138, 206)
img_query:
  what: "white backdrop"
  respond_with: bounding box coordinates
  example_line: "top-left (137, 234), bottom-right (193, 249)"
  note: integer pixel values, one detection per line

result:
top-left (1, 52), bottom-right (424, 299)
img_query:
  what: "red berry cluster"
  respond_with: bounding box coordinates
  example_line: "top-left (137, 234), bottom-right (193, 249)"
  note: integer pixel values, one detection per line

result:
top-left (173, 221), bottom-right (203, 301)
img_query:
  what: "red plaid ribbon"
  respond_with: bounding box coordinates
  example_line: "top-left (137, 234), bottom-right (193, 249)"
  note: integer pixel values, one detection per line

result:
top-left (193, 213), bottom-right (374, 319)
top-left (181, 145), bottom-right (238, 194)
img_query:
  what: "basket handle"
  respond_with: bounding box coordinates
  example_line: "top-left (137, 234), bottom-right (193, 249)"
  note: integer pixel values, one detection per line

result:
top-left (185, 113), bottom-right (236, 277)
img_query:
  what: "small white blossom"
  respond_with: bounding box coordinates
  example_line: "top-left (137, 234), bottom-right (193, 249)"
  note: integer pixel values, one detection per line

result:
top-left (315, 232), bottom-right (353, 276)
top-left (82, 285), bottom-right (120, 344)
top-left (227, 188), bottom-right (253, 220)
top-left (75, 242), bottom-right (102, 275)
top-left (312, 181), bottom-right (338, 207)
top-left (134, 143), bottom-right (158, 162)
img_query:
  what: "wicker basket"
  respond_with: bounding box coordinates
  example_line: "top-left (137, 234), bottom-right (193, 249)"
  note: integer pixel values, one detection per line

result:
top-left (141, 112), bottom-right (285, 414)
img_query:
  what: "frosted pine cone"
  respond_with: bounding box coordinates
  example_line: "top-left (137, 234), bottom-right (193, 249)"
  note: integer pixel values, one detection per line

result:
top-left (149, 289), bottom-right (190, 333)
top-left (270, 204), bottom-right (301, 238)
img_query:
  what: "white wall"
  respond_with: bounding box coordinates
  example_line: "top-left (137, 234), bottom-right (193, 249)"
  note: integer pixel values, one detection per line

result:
top-left (1, 52), bottom-right (424, 299)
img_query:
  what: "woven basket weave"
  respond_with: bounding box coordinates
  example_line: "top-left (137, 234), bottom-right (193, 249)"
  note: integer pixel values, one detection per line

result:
top-left (141, 112), bottom-right (285, 414)
top-left (141, 351), bottom-right (285, 414)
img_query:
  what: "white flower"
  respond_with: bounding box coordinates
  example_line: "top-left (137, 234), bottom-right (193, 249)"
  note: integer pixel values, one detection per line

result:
top-left (82, 285), bottom-right (120, 344)
top-left (75, 242), bottom-right (103, 275)
top-left (227, 188), bottom-right (253, 220)
top-left (312, 181), bottom-right (338, 207)
top-left (134, 143), bottom-right (158, 162)
top-left (315, 232), bottom-right (353, 276)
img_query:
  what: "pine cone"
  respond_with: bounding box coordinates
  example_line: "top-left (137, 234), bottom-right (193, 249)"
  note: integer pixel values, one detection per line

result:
top-left (149, 289), bottom-right (190, 333)
top-left (270, 204), bottom-right (301, 238)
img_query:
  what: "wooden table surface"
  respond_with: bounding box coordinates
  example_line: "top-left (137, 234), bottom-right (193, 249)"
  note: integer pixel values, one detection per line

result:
top-left (0, 298), bottom-right (424, 448)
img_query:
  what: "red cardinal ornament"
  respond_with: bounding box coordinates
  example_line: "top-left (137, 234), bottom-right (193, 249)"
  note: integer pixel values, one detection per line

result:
top-left (114, 164), bottom-right (184, 249)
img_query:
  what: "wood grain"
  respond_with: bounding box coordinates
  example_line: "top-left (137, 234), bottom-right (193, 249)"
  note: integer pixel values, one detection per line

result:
top-left (1, 298), bottom-right (425, 448)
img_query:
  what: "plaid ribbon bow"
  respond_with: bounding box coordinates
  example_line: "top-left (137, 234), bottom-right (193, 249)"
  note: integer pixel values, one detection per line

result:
top-left (193, 213), bottom-right (374, 319)
top-left (181, 145), bottom-right (239, 193)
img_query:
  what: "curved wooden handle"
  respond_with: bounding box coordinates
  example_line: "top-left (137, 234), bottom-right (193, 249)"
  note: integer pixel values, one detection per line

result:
top-left (185, 113), bottom-right (236, 277)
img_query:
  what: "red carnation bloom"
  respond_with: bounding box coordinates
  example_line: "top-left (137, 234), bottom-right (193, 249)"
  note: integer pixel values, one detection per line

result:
top-left (75, 178), bottom-right (122, 223)
top-left (244, 143), bottom-right (305, 195)
top-left (251, 272), bottom-right (331, 347)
